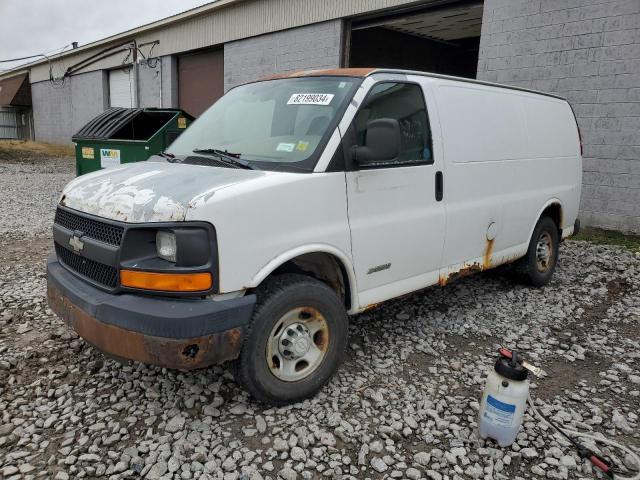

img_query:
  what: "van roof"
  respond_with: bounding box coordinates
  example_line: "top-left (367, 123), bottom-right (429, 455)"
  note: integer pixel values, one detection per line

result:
top-left (260, 67), bottom-right (566, 101)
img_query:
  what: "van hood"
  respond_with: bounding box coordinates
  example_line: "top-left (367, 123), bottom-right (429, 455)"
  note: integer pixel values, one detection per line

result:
top-left (60, 160), bottom-right (268, 222)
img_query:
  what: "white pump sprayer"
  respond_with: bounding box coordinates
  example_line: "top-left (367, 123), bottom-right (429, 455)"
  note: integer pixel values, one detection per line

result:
top-left (478, 349), bottom-right (529, 447)
top-left (480, 348), bottom-right (640, 479)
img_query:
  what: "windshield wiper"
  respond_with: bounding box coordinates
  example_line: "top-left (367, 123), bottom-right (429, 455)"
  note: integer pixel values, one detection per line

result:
top-left (157, 151), bottom-right (178, 162)
top-left (192, 148), bottom-right (256, 170)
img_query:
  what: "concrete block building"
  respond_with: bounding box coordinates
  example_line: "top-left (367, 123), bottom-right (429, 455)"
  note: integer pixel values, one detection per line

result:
top-left (0, 0), bottom-right (638, 232)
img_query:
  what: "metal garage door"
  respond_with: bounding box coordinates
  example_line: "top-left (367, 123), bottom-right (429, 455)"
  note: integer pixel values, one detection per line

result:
top-left (178, 49), bottom-right (224, 117)
top-left (109, 68), bottom-right (134, 108)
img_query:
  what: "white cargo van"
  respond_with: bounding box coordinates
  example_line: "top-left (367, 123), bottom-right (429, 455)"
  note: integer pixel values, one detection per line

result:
top-left (48, 68), bottom-right (582, 404)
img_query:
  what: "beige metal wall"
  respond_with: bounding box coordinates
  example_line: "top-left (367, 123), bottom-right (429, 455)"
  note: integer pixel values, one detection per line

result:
top-left (28, 0), bottom-right (434, 83)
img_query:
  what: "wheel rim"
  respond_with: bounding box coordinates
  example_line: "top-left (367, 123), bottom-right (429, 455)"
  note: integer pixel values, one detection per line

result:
top-left (266, 307), bottom-right (329, 382)
top-left (535, 231), bottom-right (553, 272)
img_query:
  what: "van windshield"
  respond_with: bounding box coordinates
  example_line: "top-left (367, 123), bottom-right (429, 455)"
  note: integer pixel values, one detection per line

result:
top-left (167, 77), bottom-right (360, 172)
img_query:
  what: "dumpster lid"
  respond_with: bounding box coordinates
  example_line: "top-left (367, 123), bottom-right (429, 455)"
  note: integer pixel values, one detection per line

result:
top-left (73, 108), bottom-right (144, 140)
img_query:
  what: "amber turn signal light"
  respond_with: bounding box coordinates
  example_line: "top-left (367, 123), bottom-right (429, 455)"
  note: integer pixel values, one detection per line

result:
top-left (120, 270), bottom-right (212, 292)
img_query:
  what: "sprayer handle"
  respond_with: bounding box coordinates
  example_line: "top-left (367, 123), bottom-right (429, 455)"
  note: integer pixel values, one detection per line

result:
top-left (499, 348), bottom-right (513, 359)
top-left (589, 455), bottom-right (614, 478)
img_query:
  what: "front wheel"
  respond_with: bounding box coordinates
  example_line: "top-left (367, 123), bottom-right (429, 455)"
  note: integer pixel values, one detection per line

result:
top-left (522, 216), bottom-right (560, 287)
top-left (233, 274), bottom-right (348, 405)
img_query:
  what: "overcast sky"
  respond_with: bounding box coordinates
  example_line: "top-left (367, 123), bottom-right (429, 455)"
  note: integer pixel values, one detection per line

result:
top-left (0, 0), bottom-right (214, 72)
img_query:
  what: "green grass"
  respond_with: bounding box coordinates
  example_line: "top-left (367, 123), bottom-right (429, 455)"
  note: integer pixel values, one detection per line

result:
top-left (573, 226), bottom-right (640, 251)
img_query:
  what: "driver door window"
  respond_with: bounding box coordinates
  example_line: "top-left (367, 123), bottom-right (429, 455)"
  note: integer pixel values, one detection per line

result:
top-left (354, 82), bottom-right (432, 165)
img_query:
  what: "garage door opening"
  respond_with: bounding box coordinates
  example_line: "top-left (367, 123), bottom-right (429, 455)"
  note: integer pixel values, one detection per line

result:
top-left (348, 2), bottom-right (483, 79)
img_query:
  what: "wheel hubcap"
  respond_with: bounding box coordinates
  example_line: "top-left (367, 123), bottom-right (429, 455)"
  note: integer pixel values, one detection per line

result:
top-left (536, 232), bottom-right (553, 272)
top-left (266, 307), bottom-right (329, 382)
top-left (279, 323), bottom-right (312, 360)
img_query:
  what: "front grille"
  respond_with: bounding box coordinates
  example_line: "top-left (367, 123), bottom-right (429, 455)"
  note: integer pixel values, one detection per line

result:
top-left (55, 243), bottom-right (118, 289)
top-left (54, 208), bottom-right (124, 246)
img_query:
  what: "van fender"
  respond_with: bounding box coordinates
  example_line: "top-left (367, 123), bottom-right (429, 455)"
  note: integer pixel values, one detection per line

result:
top-left (248, 244), bottom-right (359, 313)
top-left (527, 198), bottom-right (563, 246)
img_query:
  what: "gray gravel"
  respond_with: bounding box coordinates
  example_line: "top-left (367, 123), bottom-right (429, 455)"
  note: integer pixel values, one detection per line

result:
top-left (1, 152), bottom-right (639, 480)
top-left (0, 154), bottom-right (74, 235)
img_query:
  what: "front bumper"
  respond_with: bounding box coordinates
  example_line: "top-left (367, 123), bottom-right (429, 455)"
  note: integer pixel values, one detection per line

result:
top-left (47, 256), bottom-right (256, 370)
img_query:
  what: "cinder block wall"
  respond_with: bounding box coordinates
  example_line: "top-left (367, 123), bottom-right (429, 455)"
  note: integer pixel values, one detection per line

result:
top-left (31, 56), bottom-right (178, 144)
top-left (478, 0), bottom-right (640, 233)
top-left (138, 62), bottom-right (162, 108)
top-left (160, 56), bottom-right (179, 109)
top-left (32, 71), bottom-right (108, 144)
top-left (31, 81), bottom-right (73, 144)
top-left (224, 20), bottom-right (343, 91)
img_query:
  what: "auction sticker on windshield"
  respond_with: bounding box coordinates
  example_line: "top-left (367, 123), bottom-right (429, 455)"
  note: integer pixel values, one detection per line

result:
top-left (287, 93), bottom-right (334, 106)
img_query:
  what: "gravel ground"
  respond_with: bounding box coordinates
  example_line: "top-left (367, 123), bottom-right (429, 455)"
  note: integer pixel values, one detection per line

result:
top-left (1, 151), bottom-right (639, 480)
top-left (0, 149), bottom-right (74, 235)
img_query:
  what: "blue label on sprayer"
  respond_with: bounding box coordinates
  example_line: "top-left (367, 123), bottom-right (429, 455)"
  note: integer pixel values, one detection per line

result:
top-left (484, 395), bottom-right (516, 427)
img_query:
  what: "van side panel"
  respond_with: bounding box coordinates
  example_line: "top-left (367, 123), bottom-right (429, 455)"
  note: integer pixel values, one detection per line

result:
top-left (433, 81), bottom-right (580, 273)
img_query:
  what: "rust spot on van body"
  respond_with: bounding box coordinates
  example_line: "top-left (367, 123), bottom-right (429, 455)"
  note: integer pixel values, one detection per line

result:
top-left (440, 238), bottom-right (496, 286)
top-left (439, 263), bottom-right (483, 286)
top-left (260, 67), bottom-right (377, 81)
top-left (483, 239), bottom-right (495, 269)
top-left (362, 302), bottom-right (380, 312)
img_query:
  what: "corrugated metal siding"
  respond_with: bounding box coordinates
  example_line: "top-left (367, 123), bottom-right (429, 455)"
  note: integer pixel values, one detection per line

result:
top-left (30, 0), bottom-right (436, 82)
top-left (0, 106), bottom-right (32, 140)
top-left (0, 107), bottom-right (19, 139)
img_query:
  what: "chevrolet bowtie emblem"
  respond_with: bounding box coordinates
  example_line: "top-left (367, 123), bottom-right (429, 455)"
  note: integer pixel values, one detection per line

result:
top-left (69, 234), bottom-right (85, 252)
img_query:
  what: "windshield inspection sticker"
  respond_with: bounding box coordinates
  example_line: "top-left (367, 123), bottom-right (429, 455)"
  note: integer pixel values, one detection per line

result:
top-left (276, 143), bottom-right (296, 153)
top-left (287, 93), bottom-right (334, 106)
top-left (296, 141), bottom-right (310, 152)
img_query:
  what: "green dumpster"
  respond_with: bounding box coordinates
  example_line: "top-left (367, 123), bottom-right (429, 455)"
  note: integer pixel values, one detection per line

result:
top-left (72, 108), bottom-right (193, 176)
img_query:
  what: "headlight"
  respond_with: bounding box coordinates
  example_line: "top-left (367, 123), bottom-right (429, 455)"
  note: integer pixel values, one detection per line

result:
top-left (156, 231), bottom-right (177, 262)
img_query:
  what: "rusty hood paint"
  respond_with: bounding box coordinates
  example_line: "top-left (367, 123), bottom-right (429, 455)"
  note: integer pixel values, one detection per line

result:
top-left (60, 161), bottom-right (267, 223)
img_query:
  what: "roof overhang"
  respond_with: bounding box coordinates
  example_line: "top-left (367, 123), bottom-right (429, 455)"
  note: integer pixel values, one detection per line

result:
top-left (0, 73), bottom-right (31, 106)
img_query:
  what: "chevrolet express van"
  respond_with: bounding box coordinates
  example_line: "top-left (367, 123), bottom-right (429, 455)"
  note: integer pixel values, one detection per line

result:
top-left (47, 68), bottom-right (582, 405)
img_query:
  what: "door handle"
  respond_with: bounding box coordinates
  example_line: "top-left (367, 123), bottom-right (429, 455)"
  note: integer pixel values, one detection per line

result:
top-left (435, 171), bottom-right (443, 202)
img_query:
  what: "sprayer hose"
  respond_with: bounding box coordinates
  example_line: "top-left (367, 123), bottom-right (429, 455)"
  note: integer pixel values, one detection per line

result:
top-left (527, 395), bottom-right (640, 480)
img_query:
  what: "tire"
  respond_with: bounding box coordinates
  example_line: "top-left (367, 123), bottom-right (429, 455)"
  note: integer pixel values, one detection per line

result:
top-left (233, 274), bottom-right (348, 405)
top-left (522, 215), bottom-right (560, 287)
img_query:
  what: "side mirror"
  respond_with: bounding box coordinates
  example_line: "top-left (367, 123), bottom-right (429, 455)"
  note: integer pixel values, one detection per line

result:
top-left (352, 118), bottom-right (401, 167)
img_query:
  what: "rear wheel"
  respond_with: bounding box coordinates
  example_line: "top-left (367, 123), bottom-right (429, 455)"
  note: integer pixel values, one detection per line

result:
top-left (522, 216), bottom-right (559, 287)
top-left (233, 274), bottom-right (348, 405)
